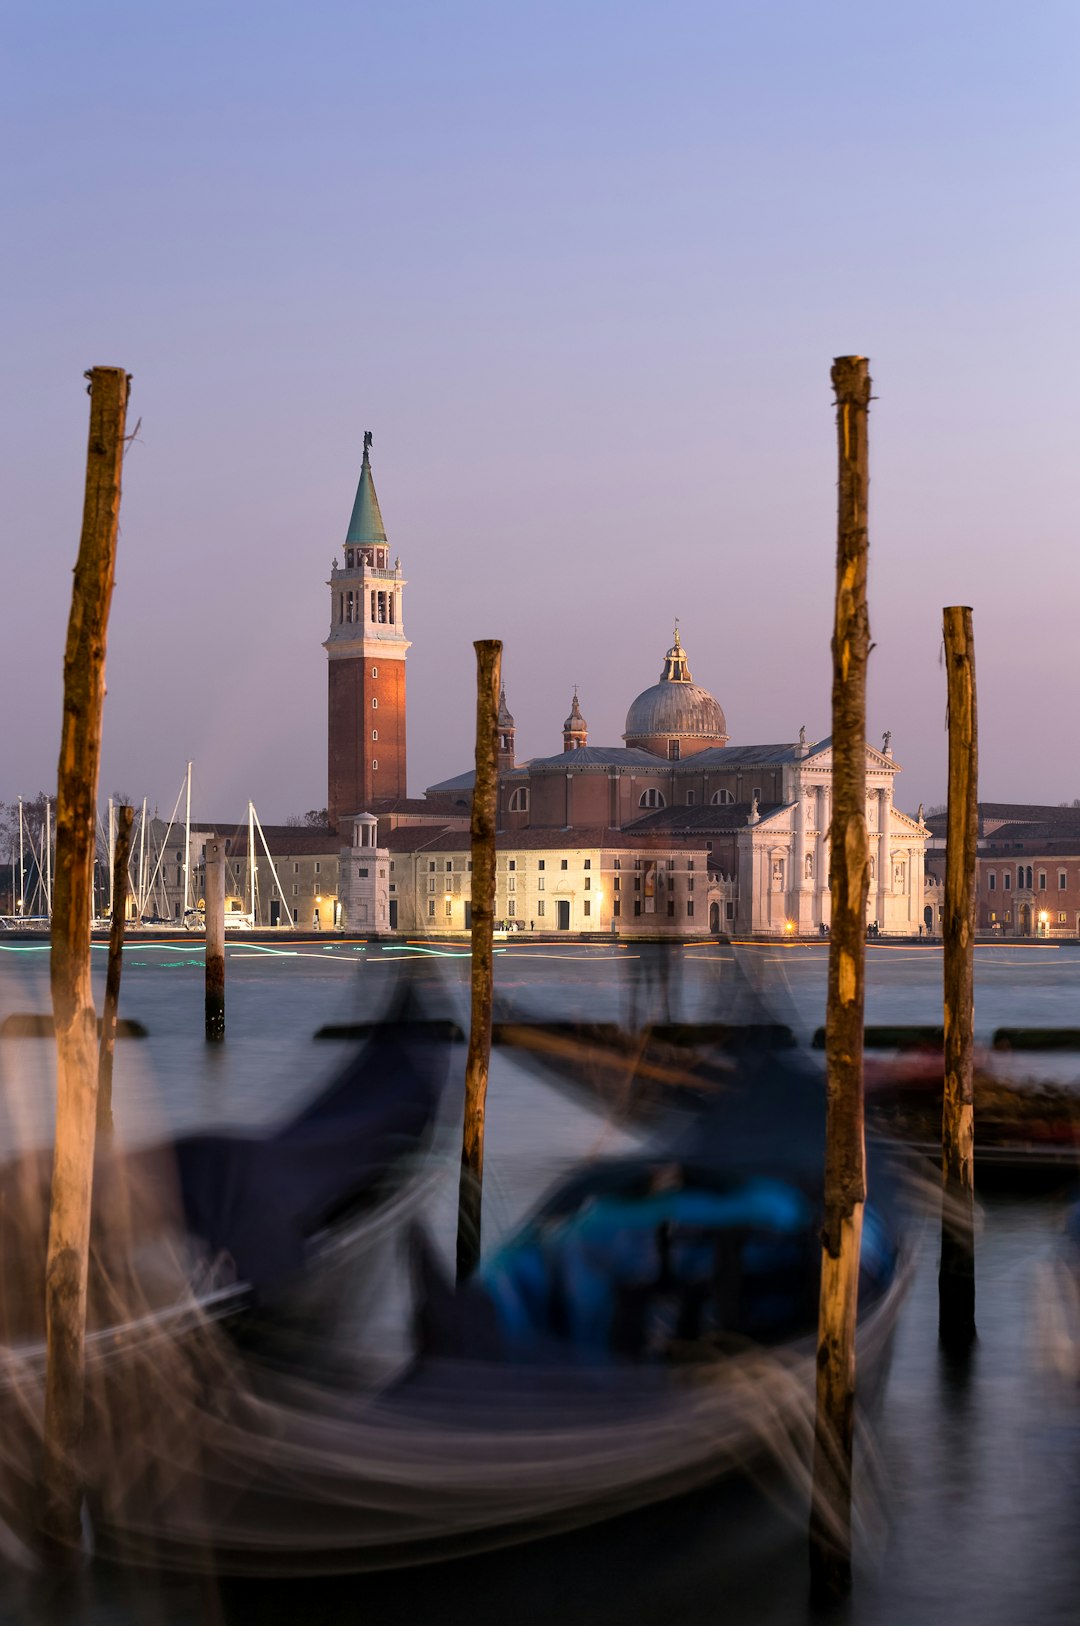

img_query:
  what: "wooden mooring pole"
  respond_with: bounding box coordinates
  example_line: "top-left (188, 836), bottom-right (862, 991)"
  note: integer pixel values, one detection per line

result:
top-left (205, 838), bottom-right (226, 1041)
top-left (45, 366), bottom-right (129, 1551)
top-left (97, 802), bottom-right (134, 1134)
top-left (456, 638), bottom-right (502, 1282)
top-left (809, 355), bottom-right (872, 1603)
top-left (940, 605), bottom-right (977, 1348)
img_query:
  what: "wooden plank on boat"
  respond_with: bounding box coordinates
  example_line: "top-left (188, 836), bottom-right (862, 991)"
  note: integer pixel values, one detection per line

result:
top-left (313, 1020), bottom-right (465, 1043)
top-left (812, 1024), bottom-right (944, 1050)
top-left (1, 1013), bottom-right (148, 1039)
top-left (992, 1027), bottom-right (1080, 1051)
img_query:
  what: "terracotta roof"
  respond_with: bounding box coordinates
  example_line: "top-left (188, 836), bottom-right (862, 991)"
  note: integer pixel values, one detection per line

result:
top-left (386, 824), bottom-right (713, 855)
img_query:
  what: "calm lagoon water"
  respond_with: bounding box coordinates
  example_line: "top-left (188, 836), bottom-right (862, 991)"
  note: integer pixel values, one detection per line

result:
top-left (0, 938), bottom-right (1078, 1625)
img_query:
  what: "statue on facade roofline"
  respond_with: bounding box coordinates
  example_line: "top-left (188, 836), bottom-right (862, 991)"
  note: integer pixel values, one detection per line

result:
top-left (799, 725), bottom-right (806, 748)
top-left (882, 730), bottom-right (893, 753)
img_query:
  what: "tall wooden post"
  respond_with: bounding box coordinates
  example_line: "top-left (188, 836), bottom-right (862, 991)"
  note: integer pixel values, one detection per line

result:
top-left (45, 366), bottom-right (129, 1550)
top-left (940, 606), bottom-right (977, 1347)
top-left (205, 838), bottom-right (226, 1041)
top-left (809, 356), bottom-right (871, 1602)
top-left (456, 639), bottom-right (502, 1281)
top-left (97, 802), bottom-right (134, 1134)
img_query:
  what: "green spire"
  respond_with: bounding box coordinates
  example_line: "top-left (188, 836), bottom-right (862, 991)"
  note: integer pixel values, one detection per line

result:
top-left (345, 430), bottom-right (388, 544)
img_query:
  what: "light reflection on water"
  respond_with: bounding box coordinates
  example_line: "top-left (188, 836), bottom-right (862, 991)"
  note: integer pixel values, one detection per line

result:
top-left (0, 940), bottom-right (1078, 1624)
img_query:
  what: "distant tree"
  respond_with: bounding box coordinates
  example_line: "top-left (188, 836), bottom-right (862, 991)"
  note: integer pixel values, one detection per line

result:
top-left (285, 807), bottom-right (329, 828)
top-left (924, 803), bottom-right (947, 817)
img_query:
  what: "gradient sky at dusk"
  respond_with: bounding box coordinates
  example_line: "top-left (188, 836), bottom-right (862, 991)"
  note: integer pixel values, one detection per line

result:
top-left (4, 1), bottom-right (1078, 823)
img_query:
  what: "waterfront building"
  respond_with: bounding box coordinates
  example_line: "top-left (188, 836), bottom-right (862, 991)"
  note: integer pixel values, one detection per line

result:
top-left (425, 630), bottom-right (927, 937)
top-left (925, 805), bottom-right (1080, 937)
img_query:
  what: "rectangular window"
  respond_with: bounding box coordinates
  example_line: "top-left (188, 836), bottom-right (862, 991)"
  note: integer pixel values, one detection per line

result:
top-left (1003, 872), bottom-right (1012, 889)
top-left (537, 899), bottom-right (545, 917)
top-left (668, 739), bottom-right (680, 760)
top-left (1060, 871), bottom-right (1068, 890)
top-left (752, 786), bottom-right (762, 802)
top-left (584, 876), bottom-right (590, 890)
top-left (686, 790), bottom-right (696, 806)
top-left (428, 861), bottom-right (436, 873)
top-left (613, 899), bottom-right (621, 918)
top-left (537, 876), bottom-right (545, 890)
top-left (1060, 912), bottom-right (1068, 923)
top-left (445, 900), bottom-right (452, 918)
top-left (584, 900), bottom-right (591, 918)
top-left (538, 859), bottom-right (545, 871)
top-left (686, 901), bottom-right (694, 918)
top-left (508, 860), bottom-right (516, 871)
top-left (687, 859), bottom-right (694, 872)
top-left (687, 878), bottom-right (694, 891)
top-left (667, 858), bottom-right (675, 871)
top-left (561, 859), bottom-right (568, 870)
top-left (446, 860), bottom-right (453, 872)
top-left (726, 901), bottom-right (734, 920)
top-left (427, 877), bottom-right (436, 893)
top-left (1039, 872), bottom-right (1047, 891)
top-left (293, 862), bottom-right (299, 874)
top-left (292, 885), bottom-right (298, 897)
top-left (634, 901), bottom-right (642, 917)
top-left (508, 876), bottom-right (516, 892)
top-left (358, 867), bottom-right (369, 878)
top-left (988, 872), bottom-right (996, 890)
top-left (584, 859), bottom-right (591, 870)
top-left (1005, 910), bottom-right (1012, 922)
top-left (613, 858), bottom-right (621, 870)
top-left (428, 899), bottom-right (435, 917)
top-left (667, 901), bottom-right (675, 917)
top-left (390, 861), bottom-right (395, 872)
top-left (613, 876), bottom-right (620, 892)
top-left (314, 862), bottom-right (320, 873)
top-left (634, 877), bottom-right (641, 891)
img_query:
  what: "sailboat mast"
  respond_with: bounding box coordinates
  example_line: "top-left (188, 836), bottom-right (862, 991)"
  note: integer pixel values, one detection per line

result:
top-left (44, 800), bottom-right (52, 916)
top-left (17, 797), bottom-right (24, 918)
top-left (248, 800), bottom-right (255, 924)
top-left (138, 798), bottom-right (147, 920)
top-left (107, 796), bottom-right (115, 917)
top-left (183, 760), bottom-right (192, 915)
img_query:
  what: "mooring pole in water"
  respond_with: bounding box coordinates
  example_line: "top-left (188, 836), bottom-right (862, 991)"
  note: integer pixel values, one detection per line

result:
top-left (205, 838), bottom-right (226, 1041)
top-left (940, 605), bottom-right (977, 1348)
top-left (456, 638), bottom-right (502, 1282)
top-left (809, 356), bottom-right (871, 1604)
top-left (97, 803), bottom-right (134, 1134)
top-left (45, 365), bottom-right (129, 1553)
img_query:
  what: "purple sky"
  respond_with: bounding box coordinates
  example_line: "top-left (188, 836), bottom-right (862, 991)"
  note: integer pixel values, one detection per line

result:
top-left (4, 2), bottom-right (1079, 823)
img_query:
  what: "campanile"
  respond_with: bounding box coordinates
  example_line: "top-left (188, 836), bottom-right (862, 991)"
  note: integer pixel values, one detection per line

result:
top-left (325, 433), bottom-right (410, 832)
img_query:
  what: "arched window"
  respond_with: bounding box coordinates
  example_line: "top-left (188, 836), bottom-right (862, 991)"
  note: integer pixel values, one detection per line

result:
top-left (638, 788), bottom-right (666, 809)
top-left (710, 789), bottom-right (735, 805)
top-left (372, 697), bottom-right (378, 709)
top-left (372, 729), bottom-right (378, 742)
top-left (509, 787), bottom-right (529, 812)
top-left (372, 759), bottom-right (378, 770)
top-left (371, 665), bottom-right (378, 678)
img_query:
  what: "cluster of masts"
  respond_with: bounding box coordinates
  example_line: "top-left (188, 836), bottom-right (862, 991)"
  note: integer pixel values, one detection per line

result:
top-left (3, 762), bottom-right (297, 932)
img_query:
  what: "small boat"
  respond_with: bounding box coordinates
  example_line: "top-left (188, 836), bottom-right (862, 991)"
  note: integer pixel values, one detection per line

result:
top-left (0, 999), bottom-right (454, 1376)
top-left (66, 1042), bottom-right (908, 1577)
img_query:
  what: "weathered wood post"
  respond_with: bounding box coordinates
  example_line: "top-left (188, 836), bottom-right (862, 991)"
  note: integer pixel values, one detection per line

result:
top-left (205, 837), bottom-right (226, 1041)
top-left (456, 639), bottom-right (502, 1281)
top-left (809, 356), bottom-right (872, 1602)
top-left (45, 365), bottom-right (129, 1550)
top-left (940, 605), bottom-right (977, 1348)
top-left (97, 802), bottom-right (134, 1134)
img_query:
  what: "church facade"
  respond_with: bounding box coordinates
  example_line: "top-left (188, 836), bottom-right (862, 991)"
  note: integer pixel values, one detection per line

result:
top-left (322, 443), bottom-right (926, 938)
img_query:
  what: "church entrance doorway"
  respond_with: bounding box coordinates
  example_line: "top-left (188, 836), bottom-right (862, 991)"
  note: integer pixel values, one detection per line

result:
top-left (464, 902), bottom-right (471, 930)
top-left (557, 899), bottom-right (571, 931)
top-left (1019, 903), bottom-right (1032, 936)
top-left (924, 905), bottom-right (933, 935)
top-left (389, 900), bottom-right (398, 929)
top-left (270, 900), bottom-right (280, 928)
top-left (709, 902), bottom-right (720, 934)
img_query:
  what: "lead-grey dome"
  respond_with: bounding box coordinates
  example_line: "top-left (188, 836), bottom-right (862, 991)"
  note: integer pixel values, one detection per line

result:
top-left (622, 630), bottom-right (728, 749)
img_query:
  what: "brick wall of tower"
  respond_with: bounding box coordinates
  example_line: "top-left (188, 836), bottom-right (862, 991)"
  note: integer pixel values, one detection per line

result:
top-left (328, 657), bottom-right (407, 833)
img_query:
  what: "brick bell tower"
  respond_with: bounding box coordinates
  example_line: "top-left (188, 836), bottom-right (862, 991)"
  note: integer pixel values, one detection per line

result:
top-left (325, 433), bottom-right (410, 833)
